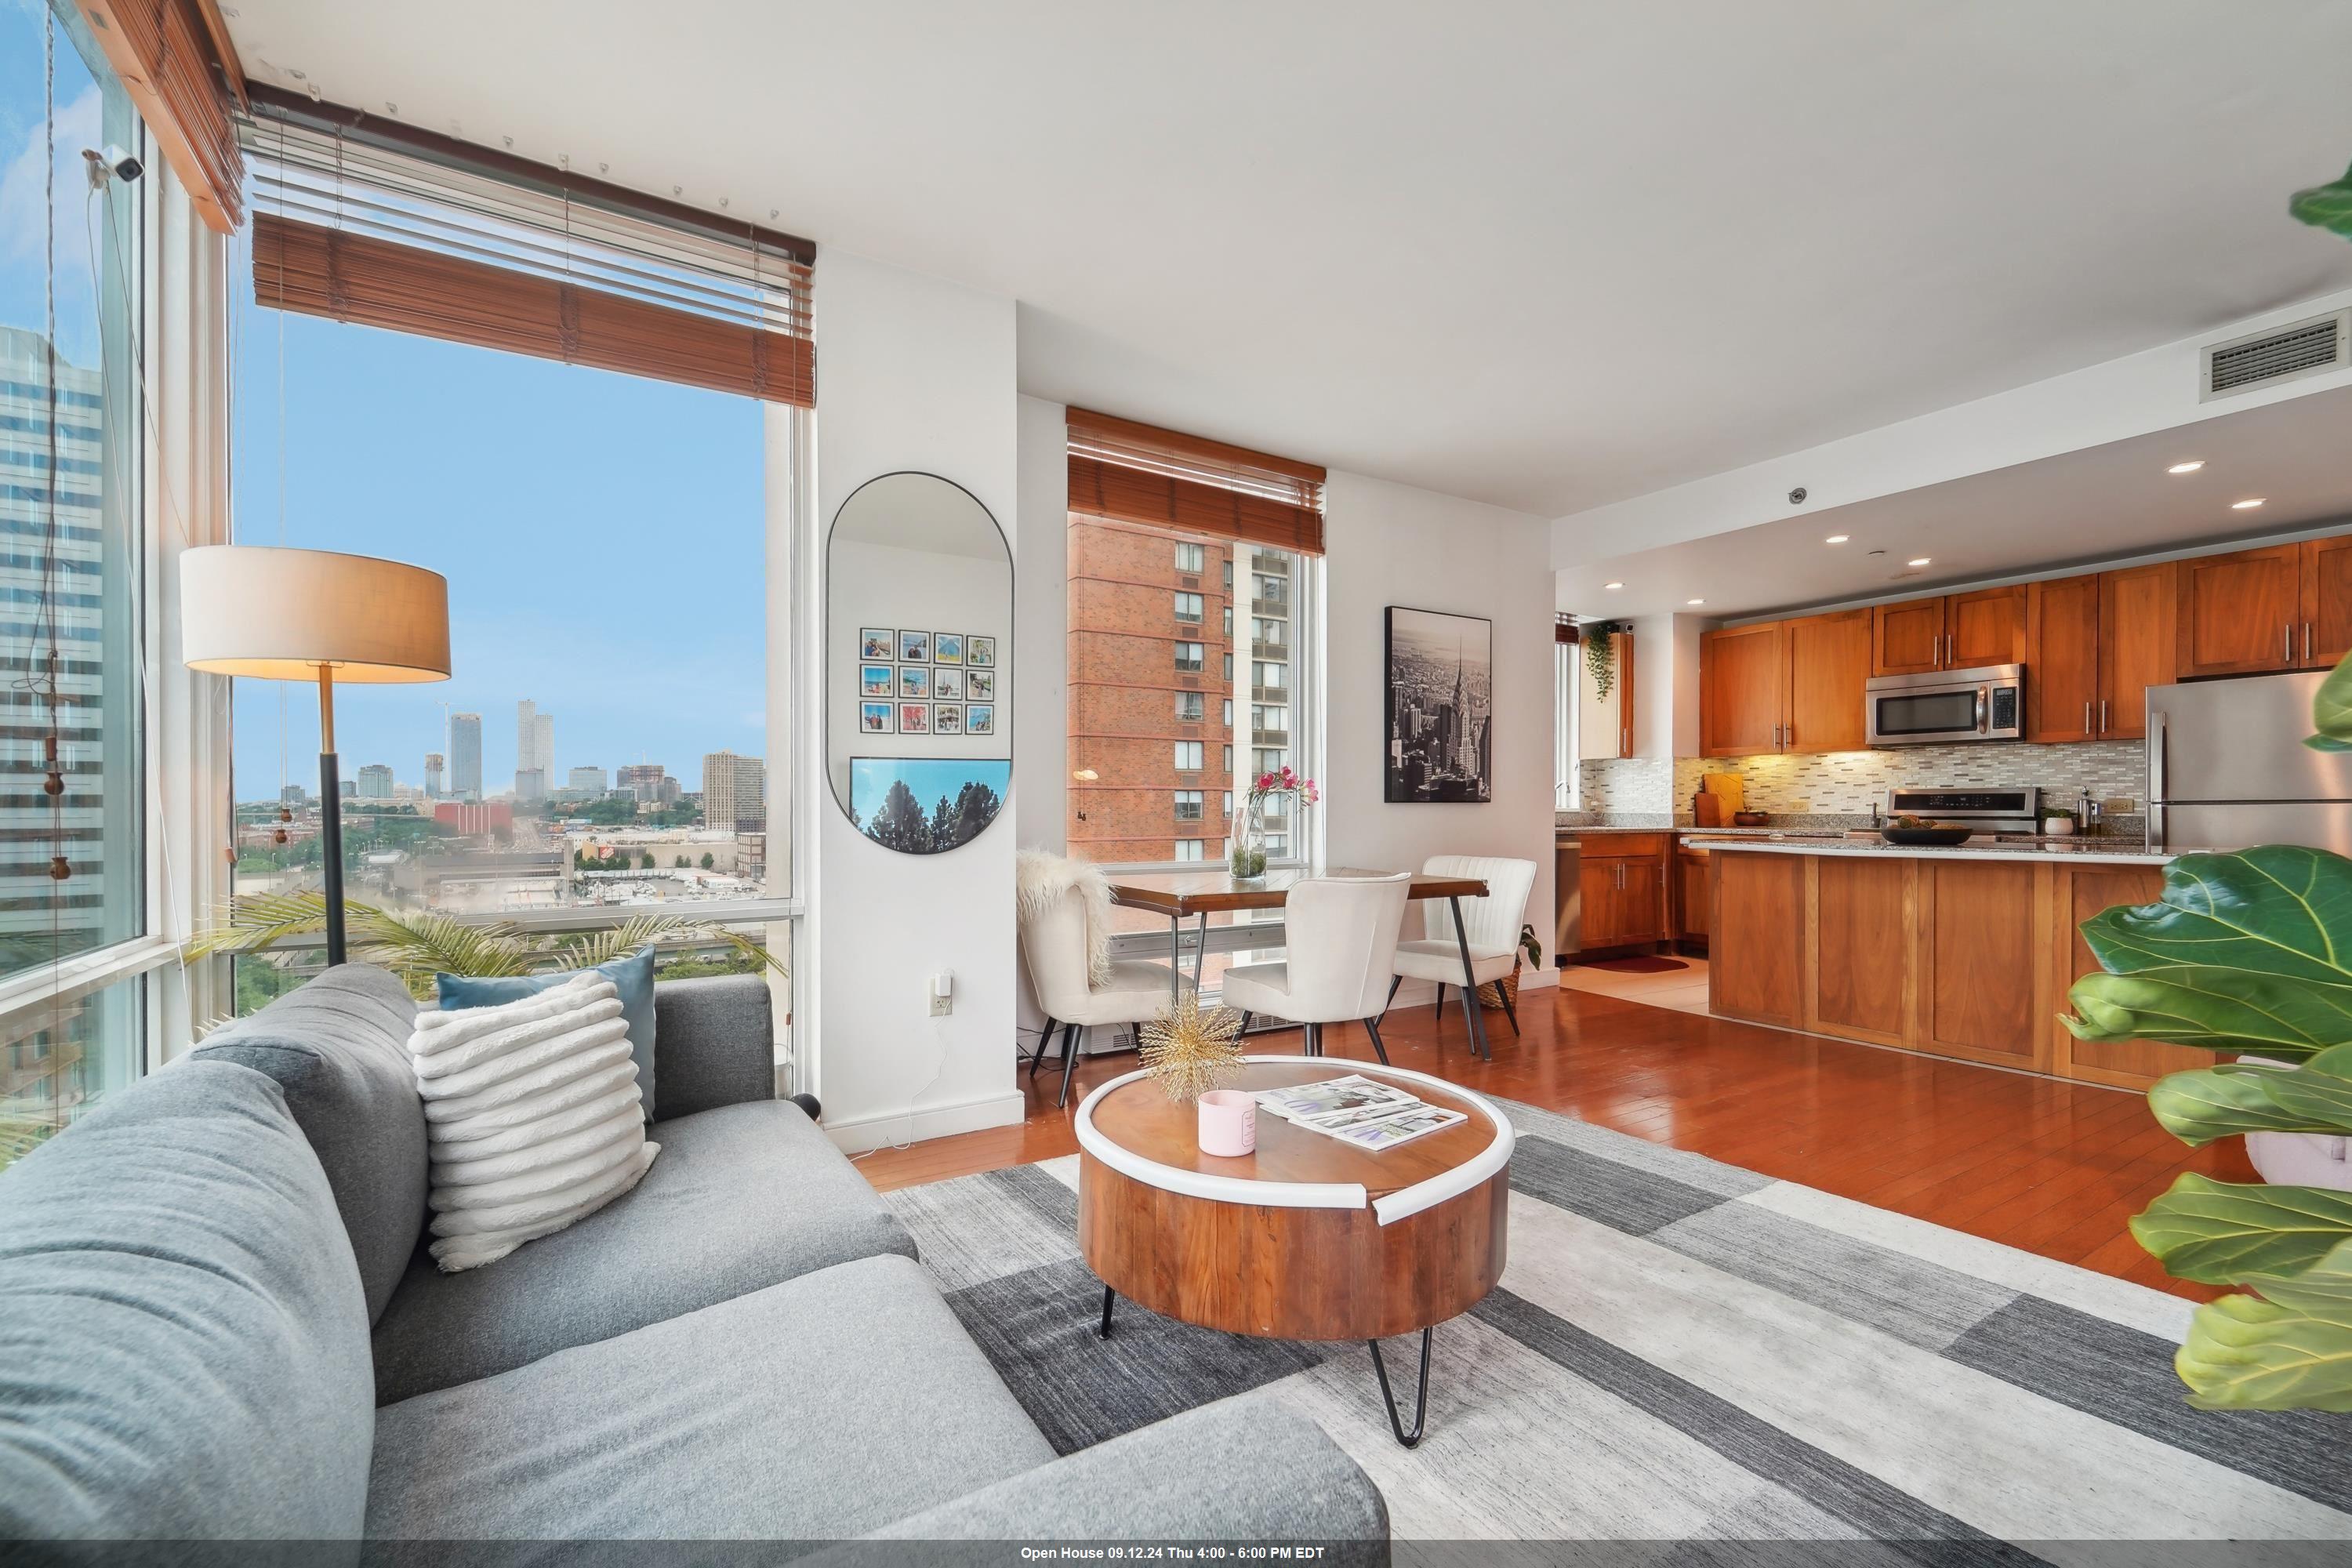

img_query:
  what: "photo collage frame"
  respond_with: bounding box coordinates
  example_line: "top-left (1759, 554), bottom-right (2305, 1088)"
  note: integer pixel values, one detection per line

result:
top-left (858, 628), bottom-right (999, 736)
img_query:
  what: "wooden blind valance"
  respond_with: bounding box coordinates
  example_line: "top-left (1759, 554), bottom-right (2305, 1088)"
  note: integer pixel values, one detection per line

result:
top-left (1066, 407), bottom-right (1325, 556)
top-left (77, 0), bottom-right (246, 233)
top-left (243, 96), bottom-right (815, 407)
top-left (1556, 615), bottom-right (1581, 645)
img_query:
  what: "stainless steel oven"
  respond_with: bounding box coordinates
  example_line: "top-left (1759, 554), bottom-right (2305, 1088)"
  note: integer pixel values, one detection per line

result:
top-left (1864, 664), bottom-right (2025, 746)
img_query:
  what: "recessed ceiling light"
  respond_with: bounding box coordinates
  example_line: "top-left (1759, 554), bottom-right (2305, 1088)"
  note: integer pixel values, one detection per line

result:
top-left (1824, 534), bottom-right (1850, 544)
top-left (1907, 557), bottom-right (1932, 567)
top-left (1686, 598), bottom-right (1705, 606)
top-left (2232, 498), bottom-right (2265, 510)
top-left (1603, 581), bottom-right (1624, 590)
top-left (2167, 460), bottom-right (2205, 474)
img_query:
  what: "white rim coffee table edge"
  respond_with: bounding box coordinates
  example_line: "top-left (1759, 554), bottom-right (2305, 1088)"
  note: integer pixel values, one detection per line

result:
top-left (1073, 1054), bottom-right (1515, 1227)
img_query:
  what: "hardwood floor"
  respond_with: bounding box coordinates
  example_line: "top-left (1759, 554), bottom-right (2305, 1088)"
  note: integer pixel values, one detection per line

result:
top-left (850, 980), bottom-right (2254, 1300)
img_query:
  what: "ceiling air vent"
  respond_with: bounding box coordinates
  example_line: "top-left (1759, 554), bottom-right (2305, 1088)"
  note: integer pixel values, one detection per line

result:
top-left (2201, 310), bottom-right (2350, 401)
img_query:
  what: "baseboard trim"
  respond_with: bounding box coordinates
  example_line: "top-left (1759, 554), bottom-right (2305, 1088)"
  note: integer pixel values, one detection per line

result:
top-left (822, 1087), bottom-right (1026, 1154)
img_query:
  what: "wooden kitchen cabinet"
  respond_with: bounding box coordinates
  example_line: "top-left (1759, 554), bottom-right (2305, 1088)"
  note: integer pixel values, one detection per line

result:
top-left (1578, 834), bottom-right (1669, 949)
top-left (1699, 622), bottom-right (1786, 757)
top-left (2026, 573), bottom-right (2100, 743)
top-left (1945, 585), bottom-right (2027, 669)
top-left (1871, 598), bottom-right (1947, 676)
top-left (1700, 611), bottom-right (1866, 757)
top-left (1675, 847), bottom-right (1711, 943)
top-left (1914, 860), bottom-right (2049, 1072)
top-left (2177, 543), bottom-right (2302, 677)
top-left (2049, 862), bottom-right (2212, 1088)
top-left (2303, 535), bottom-right (2352, 668)
top-left (1708, 851), bottom-right (1806, 1028)
top-left (1783, 609), bottom-right (1872, 752)
top-left (2096, 560), bottom-right (2175, 739)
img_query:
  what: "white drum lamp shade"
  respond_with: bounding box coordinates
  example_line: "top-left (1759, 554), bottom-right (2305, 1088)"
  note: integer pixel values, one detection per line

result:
top-left (180, 546), bottom-right (451, 681)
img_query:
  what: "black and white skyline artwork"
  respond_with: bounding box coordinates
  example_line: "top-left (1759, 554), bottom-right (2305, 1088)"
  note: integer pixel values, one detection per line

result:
top-left (1384, 606), bottom-right (1493, 804)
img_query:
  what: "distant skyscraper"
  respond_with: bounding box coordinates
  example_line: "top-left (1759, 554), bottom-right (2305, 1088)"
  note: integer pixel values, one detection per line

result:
top-left (356, 764), bottom-right (395, 800)
top-left (616, 764), bottom-right (666, 804)
top-left (568, 765), bottom-right (608, 794)
top-left (423, 752), bottom-right (445, 797)
top-left (279, 783), bottom-right (308, 808)
top-left (701, 751), bottom-right (765, 833)
top-left (448, 713), bottom-right (483, 801)
top-left (514, 700), bottom-right (554, 800)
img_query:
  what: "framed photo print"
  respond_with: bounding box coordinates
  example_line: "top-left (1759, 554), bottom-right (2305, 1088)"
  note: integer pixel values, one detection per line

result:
top-left (934, 631), bottom-right (964, 666)
top-left (966, 703), bottom-right (995, 736)
top-left (859, 628), bottom-right (896, 662)
top-left (932, 667), bottom-right (964, 702)
top-left (1382, 605), bottom-right (1494, 804)
top-left (966, 669), bottom-right (995, 702)
top-left (935, 702), bottom-right (965, 735)
top-left (898, 630), bottom-right (931, 663)
top-left (898, 702), bottom-right (932, 735)
top-left (858, 701), bottom-right (894, 734)
top-left (966, 635), bottom-right (996, 668)
top-left (859, 664), bottom-right (895, 698)
top-left (898, 666), bottom-right (931, 699)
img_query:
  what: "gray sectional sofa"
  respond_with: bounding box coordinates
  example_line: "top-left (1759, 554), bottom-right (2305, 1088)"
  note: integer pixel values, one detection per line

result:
top-left (0, 964), bottom-right (1388, 1554)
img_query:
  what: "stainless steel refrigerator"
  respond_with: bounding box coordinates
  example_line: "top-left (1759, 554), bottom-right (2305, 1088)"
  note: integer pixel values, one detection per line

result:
top-left (2148, 671), bottom-right (2352, 853)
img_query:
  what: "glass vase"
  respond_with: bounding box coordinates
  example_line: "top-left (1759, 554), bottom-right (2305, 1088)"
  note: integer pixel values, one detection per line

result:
top-left (1229, 797), bottom-right (1269, 880)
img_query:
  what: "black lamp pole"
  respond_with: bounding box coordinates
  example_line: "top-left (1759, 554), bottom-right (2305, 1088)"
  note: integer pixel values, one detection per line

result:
top-left (316, 662), bottom-right (347, 966)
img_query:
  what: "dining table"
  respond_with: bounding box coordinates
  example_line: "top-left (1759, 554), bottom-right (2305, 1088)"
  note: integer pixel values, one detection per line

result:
top-left (1102, 866), bottom-right (1498, 1061)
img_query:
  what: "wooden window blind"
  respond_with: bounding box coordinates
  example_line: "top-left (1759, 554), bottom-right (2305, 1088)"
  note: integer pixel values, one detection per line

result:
top-left (241, 91), bottom-right (815, 407)
top-left (1066, 407), bottom-right (1325, 556)
top-left (1556, 614), bottom-right (1581, 645)
top-left (76, 0), bottom-right (246, 233)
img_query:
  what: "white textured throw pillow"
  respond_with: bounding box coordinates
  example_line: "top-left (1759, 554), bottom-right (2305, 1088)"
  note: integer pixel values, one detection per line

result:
top-left (406, 972), bottom-right (658, 1272)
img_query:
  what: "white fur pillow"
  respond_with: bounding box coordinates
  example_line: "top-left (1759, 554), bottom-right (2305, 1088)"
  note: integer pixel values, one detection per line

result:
top-left (406, 972), bottom-right (658, 1272)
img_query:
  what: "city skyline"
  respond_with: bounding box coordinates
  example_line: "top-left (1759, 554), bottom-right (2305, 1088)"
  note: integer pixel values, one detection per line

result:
top-left (226, 306), bottom-right (768, 802)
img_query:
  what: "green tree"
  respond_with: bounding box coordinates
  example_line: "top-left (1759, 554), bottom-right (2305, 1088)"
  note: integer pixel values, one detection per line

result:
top-left (699, 851), bottom-right (714, 870)
top-left (641, 851), bottom-right (655, 869)
top-left (674, 854), bottom-right (689, 869)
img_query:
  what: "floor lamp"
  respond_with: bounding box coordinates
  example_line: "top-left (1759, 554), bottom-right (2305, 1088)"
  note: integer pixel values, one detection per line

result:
top-left (181, 546), bottom-right (451, 965)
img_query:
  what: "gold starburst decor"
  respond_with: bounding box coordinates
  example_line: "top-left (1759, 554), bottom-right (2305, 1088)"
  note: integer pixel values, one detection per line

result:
top-left (1138, 995), bottom-right (1246, 1102)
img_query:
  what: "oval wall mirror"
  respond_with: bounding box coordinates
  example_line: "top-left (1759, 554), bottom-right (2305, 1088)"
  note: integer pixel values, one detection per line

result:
top-left (826, 472), bottom-right (1012, 854)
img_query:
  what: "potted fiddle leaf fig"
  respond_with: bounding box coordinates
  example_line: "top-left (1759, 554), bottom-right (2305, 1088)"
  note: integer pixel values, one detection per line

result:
top-left (2063, 652), bottom-right (2352, 1411)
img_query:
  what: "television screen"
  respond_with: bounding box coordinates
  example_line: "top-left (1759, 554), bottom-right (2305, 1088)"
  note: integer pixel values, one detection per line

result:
top-left (850, 757), bottom-right (1011, 855)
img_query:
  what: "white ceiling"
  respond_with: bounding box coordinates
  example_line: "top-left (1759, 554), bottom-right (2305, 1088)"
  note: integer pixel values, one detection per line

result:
top-left (220, 2), bottom-right (2352, 517)
top-left (1555, 379), bottom-right (2352, 619)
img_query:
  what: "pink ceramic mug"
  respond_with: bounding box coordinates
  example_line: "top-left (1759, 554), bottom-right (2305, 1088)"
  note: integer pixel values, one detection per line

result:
top-left (1196, 1089), bottom-right (1257, 1156)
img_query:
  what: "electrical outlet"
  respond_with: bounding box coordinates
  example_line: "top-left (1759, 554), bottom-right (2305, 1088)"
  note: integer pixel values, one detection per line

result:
top-left (928, 990), bottom-right (952, 1018)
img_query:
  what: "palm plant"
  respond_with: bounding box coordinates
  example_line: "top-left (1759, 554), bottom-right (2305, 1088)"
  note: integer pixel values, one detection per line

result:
top-left (2063, 655), bottom-right (2352, 1411)
top-left (186, 891), bottom-right (783, 1001)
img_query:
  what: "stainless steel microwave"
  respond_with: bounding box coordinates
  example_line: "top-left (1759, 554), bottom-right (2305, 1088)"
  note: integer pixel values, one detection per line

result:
top-left (1864, 664), bottom-right (2025, 746)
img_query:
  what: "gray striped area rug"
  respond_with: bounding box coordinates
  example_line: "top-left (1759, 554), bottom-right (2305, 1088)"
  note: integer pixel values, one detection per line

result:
top-left (880, 1096), bottom-right (2352, 1550)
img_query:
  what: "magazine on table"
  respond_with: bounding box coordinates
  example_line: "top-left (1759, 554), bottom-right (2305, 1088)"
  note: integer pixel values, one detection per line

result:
top-left (1252, 1074), bottom-right (1468, 1150)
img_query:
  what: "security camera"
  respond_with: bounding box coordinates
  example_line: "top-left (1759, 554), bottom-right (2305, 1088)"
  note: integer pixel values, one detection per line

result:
top-left (82, 145), bottom-right (143, 187)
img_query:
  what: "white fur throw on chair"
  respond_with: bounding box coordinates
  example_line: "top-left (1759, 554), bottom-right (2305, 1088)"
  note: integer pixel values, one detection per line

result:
top-left (1015, 848), bottom-right (1116, 987)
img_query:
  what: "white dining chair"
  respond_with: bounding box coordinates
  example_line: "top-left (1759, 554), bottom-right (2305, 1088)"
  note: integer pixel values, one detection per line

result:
top-left (1017, 880), bottom-right (1193, 1109)
top-left (1220, 873), bottom-right (1414, 1064)
top-left (1386, 855), bottom-right (1540, 1046)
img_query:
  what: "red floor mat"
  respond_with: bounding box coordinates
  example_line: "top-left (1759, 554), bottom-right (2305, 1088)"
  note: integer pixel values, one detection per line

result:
top-left (1577, 956), bottom-right (1690, 975)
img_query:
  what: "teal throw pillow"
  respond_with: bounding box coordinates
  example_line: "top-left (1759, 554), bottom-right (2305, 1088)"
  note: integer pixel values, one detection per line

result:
top-left (436, 946), bottom-right (658, 1116)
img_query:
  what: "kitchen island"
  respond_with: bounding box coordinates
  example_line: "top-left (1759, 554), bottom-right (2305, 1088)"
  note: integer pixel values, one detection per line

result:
top-left (1700, 836), bottom-right (2198, 1090)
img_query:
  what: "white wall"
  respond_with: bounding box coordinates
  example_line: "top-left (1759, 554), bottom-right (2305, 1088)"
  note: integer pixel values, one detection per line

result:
top-left (1014, 394), bottom-right (1069, 853)
top-left (812, 251), bottom-right (1023, 1152)
top-left (1322, 471), bottom-right (1559, 996)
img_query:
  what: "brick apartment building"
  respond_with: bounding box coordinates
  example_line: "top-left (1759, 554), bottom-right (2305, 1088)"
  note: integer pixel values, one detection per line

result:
top-left (1066, 515), bottom-right (1294, 862)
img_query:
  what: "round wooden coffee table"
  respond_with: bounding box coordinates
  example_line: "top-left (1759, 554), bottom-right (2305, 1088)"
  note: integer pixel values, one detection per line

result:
top-left (1074, 1056), bottom-right (1513, 1446)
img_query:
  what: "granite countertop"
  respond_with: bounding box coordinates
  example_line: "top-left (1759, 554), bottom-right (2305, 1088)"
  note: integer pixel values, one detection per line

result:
top-left (1682, 833), bottom-right (2172, 866)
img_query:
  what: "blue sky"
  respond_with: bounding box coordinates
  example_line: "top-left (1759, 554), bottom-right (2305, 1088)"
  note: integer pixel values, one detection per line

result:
top-left (2, 1), bottom-right (105, 371)
top-left (227, 276), bottom-right (768, 798)
top-left (4, 0), bottom-right (768, 800)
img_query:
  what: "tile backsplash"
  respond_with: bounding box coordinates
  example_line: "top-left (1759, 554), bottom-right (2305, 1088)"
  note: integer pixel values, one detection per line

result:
top-left (1671, 740), bottom-right (2147, 816)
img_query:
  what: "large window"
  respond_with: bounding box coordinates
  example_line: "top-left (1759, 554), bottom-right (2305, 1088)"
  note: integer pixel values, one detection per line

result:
top-left (1, 2), bottom-right (147, 1157)
top-left (223, 101), bottom-right (807, 1025)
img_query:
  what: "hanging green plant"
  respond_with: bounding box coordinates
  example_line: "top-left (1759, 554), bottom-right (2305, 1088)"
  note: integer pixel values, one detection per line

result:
top-left (1584, 622), bottom-right (1620, 702)
top-left (2290, 161), bottom-right (2352, 241)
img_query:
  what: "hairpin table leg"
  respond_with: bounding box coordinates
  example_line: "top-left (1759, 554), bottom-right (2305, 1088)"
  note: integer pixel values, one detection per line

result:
top-left (1367, 1327), bottom-right (1432, 1447)
top-left (1098, 1285), bottom-right (1116, 1340)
